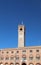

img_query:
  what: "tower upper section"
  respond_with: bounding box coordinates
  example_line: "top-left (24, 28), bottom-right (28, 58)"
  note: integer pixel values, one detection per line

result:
top-left (18, 25), bottom-right (25, 47)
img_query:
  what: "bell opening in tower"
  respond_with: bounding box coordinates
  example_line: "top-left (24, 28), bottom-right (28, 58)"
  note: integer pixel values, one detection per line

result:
top-left (20, 27), bottom-right (23, 31)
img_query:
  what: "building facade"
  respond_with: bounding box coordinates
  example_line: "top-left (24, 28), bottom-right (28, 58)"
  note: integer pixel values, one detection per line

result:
top-left (0, 25), bottom-right (41, 65)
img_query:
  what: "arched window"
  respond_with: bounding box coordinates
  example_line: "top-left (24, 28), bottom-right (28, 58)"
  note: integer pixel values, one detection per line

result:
top-left (5, 63), bottom-right (8, 65)
top-left (10, 63), bottom-right (14, 65)
top-left (5, 56), bottom-right (9, 60)
top-left (36, 63), bottom-right (40, 65)
top-left (20, 28), bottom-right (23, 31)
top-left (10, 56), bottom-right (14, 60)
top-left (29, 63), bottom-right (34, 65)
top-left (22, 63), bottom-right (26, 65)
top-left (0, 56), bottom-right (4, 60)
top-left (22, 55), bottom-right (26, 60)
top-left (36, 54), bottom-right (40, 60)
top-left (1, 57), bottom-right (4, 60)
top-left (15, 63), bottom-right (19, 65)
top-left (15, 55), bottom-right (19, 60)
top-left (0, 63), bottom-right (3, 65)
top-left (29, 54), bottom-right (33, 60)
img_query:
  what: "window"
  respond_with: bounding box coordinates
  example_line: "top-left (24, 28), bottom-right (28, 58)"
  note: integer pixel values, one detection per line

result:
top-left (11, 51), bottom-right (14, 53)
top-left (16, 51), bottom-right (19, 53)
top-left (29, 63), bottom-right (34, 65)
top-left (36, 50), bottom-right (39, 52)
top-left (0, 63), bottom-right (3, 65)
top-left (22, 55), bottom-right (26, 60)
top-left (0, 56), bottom-right (4, 60)
top-left (15, 63), bottom-right (19, 65)
top-left (22, 50), bottom-right (26, 54)
top-left (22, 50), bottom-right (26, 52)
top-left (36, 63), bottom-right (40, 65)
top-left (6, 51), bottom-right (9, 54)
top-left (22, 57), bottom-right (26, 60)
top-left (30, 50), bottom-right (32, 53)
top-left (10, 63), bottom-right (14, 65)
top-left (29, 54), bottom-right (33, 60)
top-left (10, 56), bottom-right (14, 60)
top-left (2, 51), bottom-right (4, 54)
top-left (15, 56), bottom-right (19, 60)
top-left (1, 57), bottom-right (4, 60)
top-left (5, 63), bottom-right (8, 65)
top-left (36, 54), bottom-right (40, 60)
top-left (5, 57), bottom-right (9, 60)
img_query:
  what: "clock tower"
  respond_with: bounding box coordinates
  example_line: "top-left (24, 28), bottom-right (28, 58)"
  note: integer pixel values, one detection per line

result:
top-left (18, 25), bottom-right (25, 47)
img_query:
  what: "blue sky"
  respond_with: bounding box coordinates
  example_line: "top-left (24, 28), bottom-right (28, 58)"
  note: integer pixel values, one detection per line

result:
top-left (0, 0), bottom-right (41, 49)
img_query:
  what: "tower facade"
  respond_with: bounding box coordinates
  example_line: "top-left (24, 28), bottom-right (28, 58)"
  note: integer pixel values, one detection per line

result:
top-left (18, 25), bottom-right (25, 47)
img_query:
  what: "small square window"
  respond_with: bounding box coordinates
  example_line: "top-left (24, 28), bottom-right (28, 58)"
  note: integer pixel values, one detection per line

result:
top-left (11, 51), bottom-right (14, 53)
top-left (30, 50), bottom-right (32, 52)
top-left (2, 51), bottom-right (4, 54)
top-left (36, 50), bottom-right (39, 52)
top-left (6, 51), bottom-right (9, 54)
top-left (16, 51), bottom-right (19, 53)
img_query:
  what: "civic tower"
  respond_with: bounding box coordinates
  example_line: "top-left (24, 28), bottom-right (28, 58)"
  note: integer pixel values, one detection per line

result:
top-left (0, 24), bottom-right (41, 65)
